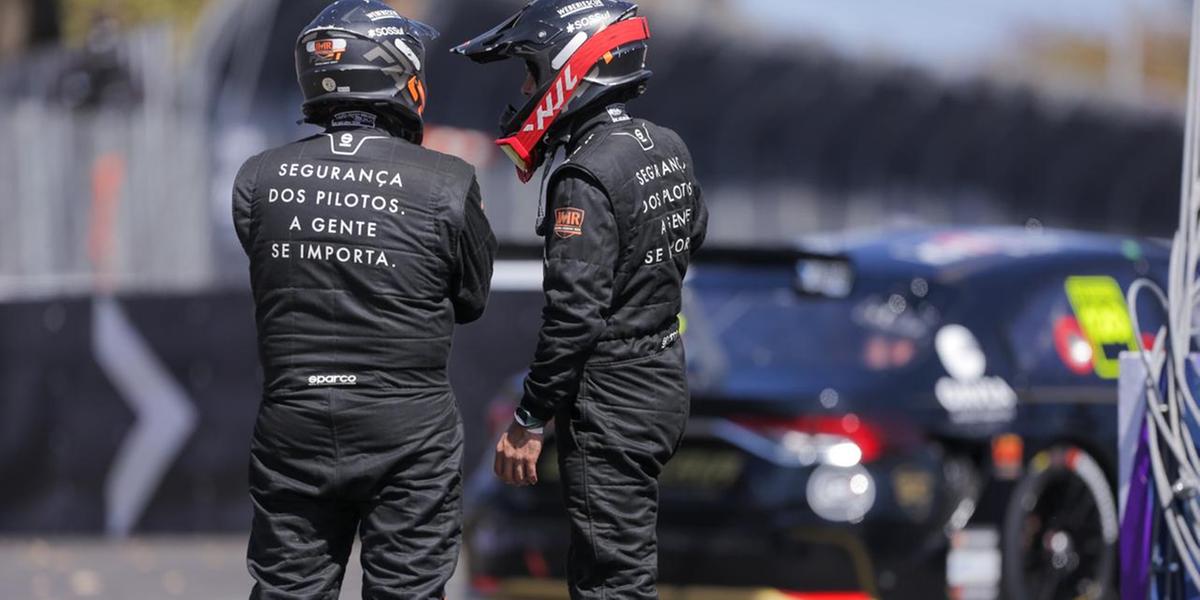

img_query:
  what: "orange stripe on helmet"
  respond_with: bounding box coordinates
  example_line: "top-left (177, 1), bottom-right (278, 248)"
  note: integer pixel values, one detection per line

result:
top-left (407, 76), bottom-right (426, 115)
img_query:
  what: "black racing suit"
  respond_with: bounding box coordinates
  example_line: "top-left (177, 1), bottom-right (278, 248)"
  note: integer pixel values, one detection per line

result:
top-left (233, 116), bottom-right (496, 600)
top-left (520, 104), bottom-right (708, 599)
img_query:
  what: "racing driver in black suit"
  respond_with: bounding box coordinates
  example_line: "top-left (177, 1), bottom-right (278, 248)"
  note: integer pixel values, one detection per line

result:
top-left (455, 2), bottom-right (708, 597)
top-left (232, 1), bottom-right (496, 598)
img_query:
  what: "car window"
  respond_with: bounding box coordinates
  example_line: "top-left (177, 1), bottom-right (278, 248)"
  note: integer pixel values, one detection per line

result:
top-left (684, 266), bottom-right (941, 388)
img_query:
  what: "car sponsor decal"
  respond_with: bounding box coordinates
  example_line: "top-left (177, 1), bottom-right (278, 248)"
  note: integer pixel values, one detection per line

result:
top-left (933, 324), bottom-right (1017, 424)
top-left (1063, 275), bottom-right (1138, 380)
top-left (553, 207), bottom-right (585, 238)
top-left (891, 465), bottom-right (934, 520)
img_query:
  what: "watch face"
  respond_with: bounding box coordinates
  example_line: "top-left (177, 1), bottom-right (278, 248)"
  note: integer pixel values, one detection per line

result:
top-left (515, 407), bottom-right (543, 428)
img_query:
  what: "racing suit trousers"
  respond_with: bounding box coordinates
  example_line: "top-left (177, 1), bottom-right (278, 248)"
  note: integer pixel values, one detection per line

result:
top-left (247, 383), bottom-right (463, 600)
top-left (556, 341), bottom-right (689, 600)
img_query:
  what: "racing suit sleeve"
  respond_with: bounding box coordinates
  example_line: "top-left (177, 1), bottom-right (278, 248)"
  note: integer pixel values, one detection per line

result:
top-left (519, 172), bottom-right (619, 422)
top-left (232, 153), bottom-right (263, 256)
top-left (452, 179), bottom-right (498, 324)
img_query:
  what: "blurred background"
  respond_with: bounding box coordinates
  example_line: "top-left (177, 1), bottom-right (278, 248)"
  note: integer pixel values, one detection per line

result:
top-left (0, 0), bottom-right (1190, 598)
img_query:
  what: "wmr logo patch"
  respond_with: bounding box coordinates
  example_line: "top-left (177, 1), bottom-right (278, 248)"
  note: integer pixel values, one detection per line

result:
top-left (554, 207), bottom-right (586, 239)
top-left (307, 38), bottom-right (347, 65)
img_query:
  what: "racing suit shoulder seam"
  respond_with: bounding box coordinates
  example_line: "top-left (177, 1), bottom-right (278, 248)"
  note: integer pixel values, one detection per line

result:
top-left (548, 164), bottom-right (617, 226)
top-left (433, 153), bottom-right (477, 264)
top-left (236, 149), bottom-right (271, 248)
top-left (550, 162), bottom-right (607, 192)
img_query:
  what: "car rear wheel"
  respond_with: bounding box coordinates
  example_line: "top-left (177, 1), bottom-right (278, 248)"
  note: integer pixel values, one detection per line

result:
top-left (1002, 446), bottom-right (1118, 600)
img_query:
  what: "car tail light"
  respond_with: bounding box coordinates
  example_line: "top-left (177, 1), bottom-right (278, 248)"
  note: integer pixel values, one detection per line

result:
top-left (780, 591), bottom-right (873, 600)
top-left (1053, 316), bottom-right (1094, 375)
top-left (733, 415), bottom-right (883, 465)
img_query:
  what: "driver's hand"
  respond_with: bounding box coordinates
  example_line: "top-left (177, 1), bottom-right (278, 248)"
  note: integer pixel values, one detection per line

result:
top-left (494, 421), bottom-right (545, 486)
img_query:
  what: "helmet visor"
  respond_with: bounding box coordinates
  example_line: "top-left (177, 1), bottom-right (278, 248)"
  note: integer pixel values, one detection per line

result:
top-left (397, 18), bottom-right (440, 42)
top-left (451, 12), bottom-right (522, 62)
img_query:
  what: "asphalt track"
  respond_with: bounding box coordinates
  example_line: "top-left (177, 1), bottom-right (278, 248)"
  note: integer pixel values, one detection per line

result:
top-left (0, 537), bottom-right (471, 600)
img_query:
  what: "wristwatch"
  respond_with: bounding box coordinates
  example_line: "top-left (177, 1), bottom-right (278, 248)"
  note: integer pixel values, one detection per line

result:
top-left (514, 406), bottom-right (546, 435)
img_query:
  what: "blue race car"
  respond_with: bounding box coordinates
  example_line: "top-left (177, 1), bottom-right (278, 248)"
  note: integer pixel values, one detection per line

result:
top-left (466, 227), bottom-right (1167, 600)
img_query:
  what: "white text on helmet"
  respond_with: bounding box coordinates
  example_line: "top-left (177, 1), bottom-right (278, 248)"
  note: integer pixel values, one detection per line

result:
top-left (528, 65), bottom-right (580, 132)
top-left (557, 0), bottom-right (605, 18)
top-left (366, 9), bottom-right (400, 21)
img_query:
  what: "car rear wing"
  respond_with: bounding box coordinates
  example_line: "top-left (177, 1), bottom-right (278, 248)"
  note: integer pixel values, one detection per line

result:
top-left (694, 247), bottom-right (857, 299)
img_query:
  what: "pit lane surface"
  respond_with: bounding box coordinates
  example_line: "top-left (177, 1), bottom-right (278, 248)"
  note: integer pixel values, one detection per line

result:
top-left (0, 537), bottom-right (469, 600)
top-left (0, 537), bottom-right (881, 599)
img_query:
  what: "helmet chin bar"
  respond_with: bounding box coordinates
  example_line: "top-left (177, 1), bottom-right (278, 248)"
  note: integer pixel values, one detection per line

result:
top-left (495, 17), bottom-right (651, 183)
top-left (499, 141), bottom-right (533, 178)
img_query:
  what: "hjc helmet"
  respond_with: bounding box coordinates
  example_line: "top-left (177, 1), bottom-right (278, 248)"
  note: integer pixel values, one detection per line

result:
top-left (296, 0), bottom-right (439, 143)
top-left (453, 0), bottom-right (651, 182)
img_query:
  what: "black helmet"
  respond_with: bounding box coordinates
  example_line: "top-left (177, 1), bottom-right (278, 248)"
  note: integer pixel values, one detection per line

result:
top-left (453, 0), bottom-right (651, 182)
top-left (296, 0), bottom-right (439, 142)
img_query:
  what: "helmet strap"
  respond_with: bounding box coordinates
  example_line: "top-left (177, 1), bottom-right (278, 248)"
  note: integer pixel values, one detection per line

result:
top-left (534, 146), bottom-right (562, 237)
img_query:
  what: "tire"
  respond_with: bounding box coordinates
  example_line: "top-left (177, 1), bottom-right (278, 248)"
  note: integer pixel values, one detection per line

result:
top-left (1002, 446), bottom-right (1118, 600)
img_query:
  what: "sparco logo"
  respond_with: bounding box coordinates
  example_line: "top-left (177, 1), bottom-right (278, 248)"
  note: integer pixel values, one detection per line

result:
top-left (524, 65), bottom-right (580, 133)
top-left (307, 374), bottom-right (358, 387)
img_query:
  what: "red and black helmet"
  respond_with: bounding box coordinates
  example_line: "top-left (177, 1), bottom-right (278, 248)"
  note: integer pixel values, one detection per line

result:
top-left (296, 0), bottom-right (439, 142)
top-left (453, 0), bottom-right (652, 182)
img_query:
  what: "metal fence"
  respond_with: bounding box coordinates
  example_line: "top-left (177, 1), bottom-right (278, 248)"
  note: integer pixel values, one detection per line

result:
top-left (0, 26), bottom-right (214, 300)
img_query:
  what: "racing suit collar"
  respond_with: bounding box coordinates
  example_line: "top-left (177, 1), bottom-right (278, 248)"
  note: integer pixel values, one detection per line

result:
top-left (560, 103), bottom-right (630, 155)
top-left (324, 109), bottom-right (418, 142)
